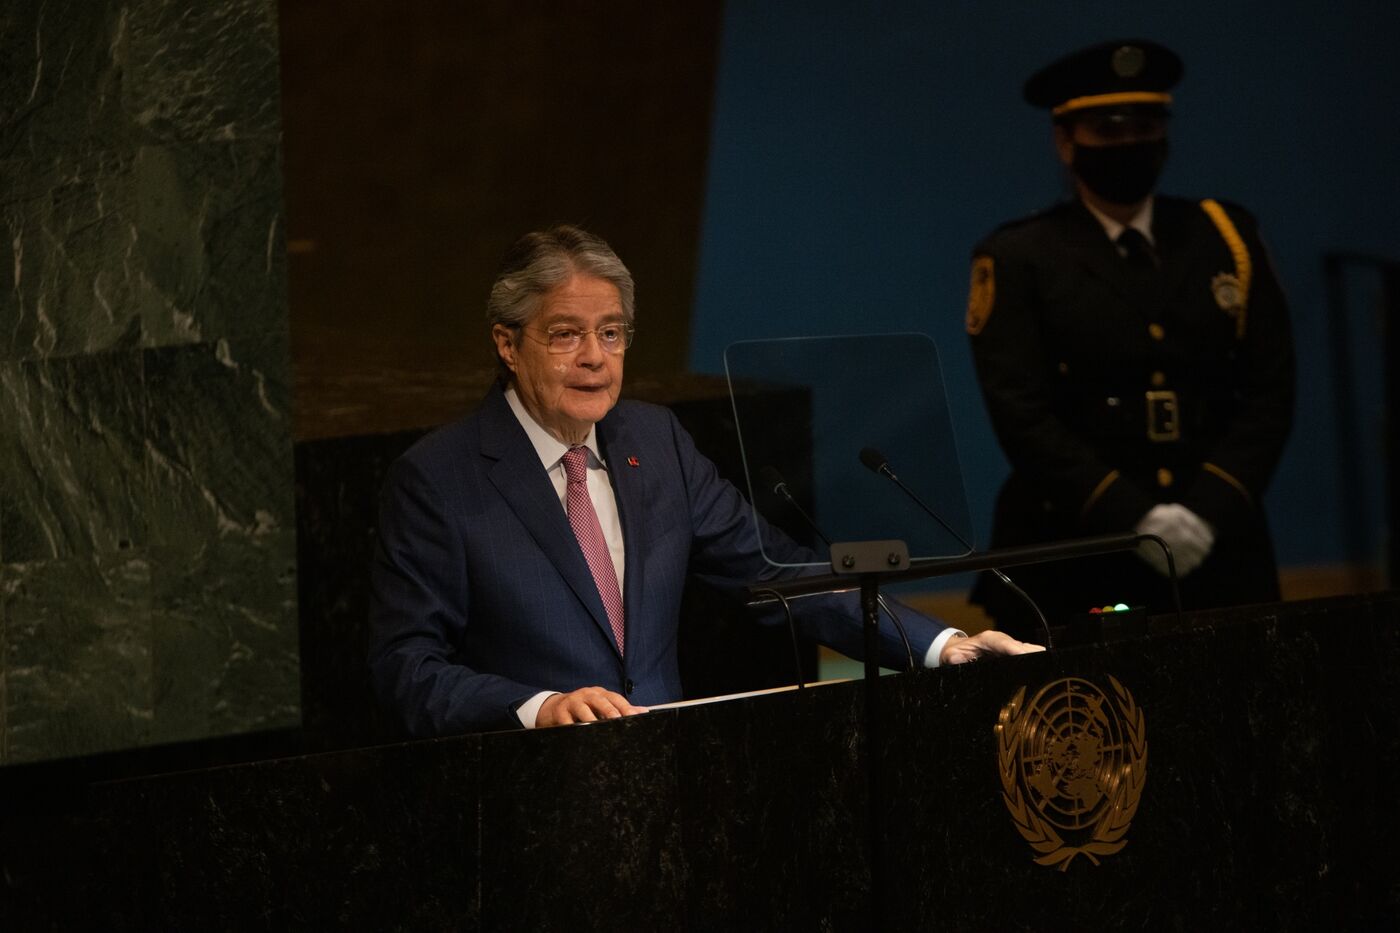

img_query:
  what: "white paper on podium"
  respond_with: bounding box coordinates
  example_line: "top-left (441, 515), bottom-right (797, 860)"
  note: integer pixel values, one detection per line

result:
top-left (646, 677), bottom-right (854, 711)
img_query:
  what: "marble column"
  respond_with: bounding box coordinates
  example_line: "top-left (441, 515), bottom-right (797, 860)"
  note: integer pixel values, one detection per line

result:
top-left (0, 0), bottom-right (298, 762)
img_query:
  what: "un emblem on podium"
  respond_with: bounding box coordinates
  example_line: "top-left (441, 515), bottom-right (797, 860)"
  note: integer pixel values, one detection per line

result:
top-left (995, 676), bottom-right (1147, 870)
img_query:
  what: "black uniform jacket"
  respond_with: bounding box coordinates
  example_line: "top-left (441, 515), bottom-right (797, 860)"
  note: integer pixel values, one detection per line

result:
top-left (966, 195), bottom-right (1295, 635)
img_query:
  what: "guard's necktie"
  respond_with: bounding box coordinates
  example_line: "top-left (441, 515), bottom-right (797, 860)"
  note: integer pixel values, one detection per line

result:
top-left (562, 446), bottom-right (625, 654)
top-left (1116, 227), bottom-right (1159, 270)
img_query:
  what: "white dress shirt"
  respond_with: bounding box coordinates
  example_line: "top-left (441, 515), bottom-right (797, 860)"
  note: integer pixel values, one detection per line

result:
top-left (1082, 197), bottom-right (1155, 252)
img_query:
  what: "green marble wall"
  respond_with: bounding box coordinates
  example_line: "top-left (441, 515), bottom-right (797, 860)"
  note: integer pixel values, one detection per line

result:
top-left (0, 0), bottom-right (298, 763)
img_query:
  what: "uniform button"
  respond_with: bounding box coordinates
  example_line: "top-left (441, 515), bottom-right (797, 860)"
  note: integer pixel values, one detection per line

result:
top-left (1157, 468), bottom-right (1174, 488)
top-left (1106, 396), bottom-right (1121, 407)
top-left (1058, 361), bottom-right (1070, 374)
top-left (1151, 371), bottom-right (1166, 387)
top-left (1148, 323), bottom-right (1166, 341)
top-left (624, 678), bottom-right (634, 695)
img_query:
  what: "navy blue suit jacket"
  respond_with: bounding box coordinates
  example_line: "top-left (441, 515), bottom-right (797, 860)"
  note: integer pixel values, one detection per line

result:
top-left (369, 384), bottom-right (945, 737)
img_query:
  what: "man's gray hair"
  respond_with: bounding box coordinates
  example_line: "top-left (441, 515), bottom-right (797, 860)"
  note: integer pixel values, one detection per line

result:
top-left (487, 224), bottom-right (635, 331)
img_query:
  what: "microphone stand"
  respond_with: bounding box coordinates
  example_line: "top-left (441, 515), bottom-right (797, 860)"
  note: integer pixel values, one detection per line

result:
top-left (749, 533), bottom-right (1183, 623)
top-left (825, 537), bottom-right (913, 933)
top-left (762, 467), bottom-right (916, 671)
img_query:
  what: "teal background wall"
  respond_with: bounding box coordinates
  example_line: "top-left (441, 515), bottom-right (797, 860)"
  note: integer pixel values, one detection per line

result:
top-left (0, 0), bottom-right (298, 763)
top-left (690, 1), bottom-right (1400, 573)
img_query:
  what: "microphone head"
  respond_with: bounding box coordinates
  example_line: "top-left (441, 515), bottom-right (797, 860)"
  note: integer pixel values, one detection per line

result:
top-left (758, 465), bottom-right (787, 494)
top-left (858, 447), bottom-right (888, 474)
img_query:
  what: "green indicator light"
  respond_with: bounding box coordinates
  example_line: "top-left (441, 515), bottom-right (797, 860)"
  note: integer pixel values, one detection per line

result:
top-left (1113, 603), bottom-right (1129, 612)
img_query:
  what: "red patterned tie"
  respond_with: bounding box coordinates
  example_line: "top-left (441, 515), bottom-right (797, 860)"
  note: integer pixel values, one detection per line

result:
top-left (562, 447), bottom-right (625, 653)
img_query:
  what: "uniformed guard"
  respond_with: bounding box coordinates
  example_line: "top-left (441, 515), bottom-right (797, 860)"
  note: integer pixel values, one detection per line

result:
top-left (966, 39), bottom-right (1296, 641)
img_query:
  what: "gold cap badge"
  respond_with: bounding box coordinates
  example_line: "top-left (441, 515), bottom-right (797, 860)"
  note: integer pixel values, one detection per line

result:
top-left (1112, 45), bottom-right (1146, 78)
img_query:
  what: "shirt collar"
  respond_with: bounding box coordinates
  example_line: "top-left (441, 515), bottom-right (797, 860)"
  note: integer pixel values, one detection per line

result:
top-left (1082, 196), bottom-right (1155, 246)
top-left (504, 385), bottom-right (605, 471)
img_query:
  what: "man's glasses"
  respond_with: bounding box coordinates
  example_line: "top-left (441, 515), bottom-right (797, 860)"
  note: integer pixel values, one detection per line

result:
top-left (524, 322), bottom-right (635, 355)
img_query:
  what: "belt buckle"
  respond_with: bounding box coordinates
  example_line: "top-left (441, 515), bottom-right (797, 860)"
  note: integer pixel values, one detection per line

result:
top-left (1146, 390), bottom-right (1180, 442)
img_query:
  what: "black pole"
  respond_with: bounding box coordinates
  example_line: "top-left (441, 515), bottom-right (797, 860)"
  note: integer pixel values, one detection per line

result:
top-left (1384, 263), bottom-right (1400, 587)
top-left (1323, 253), bottom-right (1370, 584)
top-left (1321, 250), bottom-right (1400, 590)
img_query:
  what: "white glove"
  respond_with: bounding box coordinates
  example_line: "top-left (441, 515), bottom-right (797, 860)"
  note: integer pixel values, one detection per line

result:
top-left (1134, 503), bottom-right (1215, 578)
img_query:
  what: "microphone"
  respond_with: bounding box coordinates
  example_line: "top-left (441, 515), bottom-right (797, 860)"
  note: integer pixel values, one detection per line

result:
top-left (858, 447), bottom-right (892, 477)
top-left (759, 465), bottom-right (830, 547)
top-left (857, 446), bottom-right (1054, 649)
top-left (759, 465), bottom-right (916, 671)
top-left (858, 448), bottom-right (971, 554)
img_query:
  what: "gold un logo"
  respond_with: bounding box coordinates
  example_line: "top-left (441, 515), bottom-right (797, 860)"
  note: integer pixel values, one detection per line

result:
top-left (995, 676), bottom-right (1147, 870)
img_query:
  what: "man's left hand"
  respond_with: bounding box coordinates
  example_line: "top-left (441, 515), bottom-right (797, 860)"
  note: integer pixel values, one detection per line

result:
top-left (940, 630), bottom-right (1045, 665)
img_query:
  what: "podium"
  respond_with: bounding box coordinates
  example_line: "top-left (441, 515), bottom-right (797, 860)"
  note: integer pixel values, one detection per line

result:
top-left (5, 592), bottom-right (1398, 930)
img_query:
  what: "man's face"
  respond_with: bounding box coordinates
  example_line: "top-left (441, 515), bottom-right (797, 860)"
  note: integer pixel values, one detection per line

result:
top-left (493, 273), bottom-right (627, 445)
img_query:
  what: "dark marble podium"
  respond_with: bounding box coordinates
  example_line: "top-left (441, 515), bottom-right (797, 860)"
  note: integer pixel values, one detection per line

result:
top-left (6, 592), bottom-right (1399, 930)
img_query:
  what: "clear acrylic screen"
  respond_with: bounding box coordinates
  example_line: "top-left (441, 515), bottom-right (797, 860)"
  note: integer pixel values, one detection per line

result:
top-left (723, 333), bottom-right (975, 569)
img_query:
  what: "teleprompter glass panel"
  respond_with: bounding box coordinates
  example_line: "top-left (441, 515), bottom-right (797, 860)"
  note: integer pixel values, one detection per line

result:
top-left (724, 333), bottom-right (974, 569)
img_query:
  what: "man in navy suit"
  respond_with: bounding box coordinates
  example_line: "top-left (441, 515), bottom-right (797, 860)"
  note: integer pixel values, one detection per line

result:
top-left (370, 225), bottom-right (1040, 737)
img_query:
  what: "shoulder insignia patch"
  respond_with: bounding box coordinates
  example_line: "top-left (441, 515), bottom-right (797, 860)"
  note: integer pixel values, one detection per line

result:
top-left (966, 255), bottom-right (996, 335)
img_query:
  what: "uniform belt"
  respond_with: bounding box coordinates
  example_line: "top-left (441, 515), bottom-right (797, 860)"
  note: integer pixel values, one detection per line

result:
top-left (1145, 390), bottom-right (1180, 442)
top-left (1064, 389), bottom-right (1197, 443)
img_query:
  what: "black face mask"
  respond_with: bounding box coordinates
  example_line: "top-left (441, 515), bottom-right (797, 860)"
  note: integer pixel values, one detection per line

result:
top-left (1072, 138), bottom-right (1169, 205)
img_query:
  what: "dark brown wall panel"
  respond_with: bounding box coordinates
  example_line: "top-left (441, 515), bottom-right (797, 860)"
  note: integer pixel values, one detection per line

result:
top-left (278, 2), bottom-right (724, 437)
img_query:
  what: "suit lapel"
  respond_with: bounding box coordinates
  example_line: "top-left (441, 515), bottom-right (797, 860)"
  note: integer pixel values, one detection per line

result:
top-left (477, 386), bottom-right (616, 649)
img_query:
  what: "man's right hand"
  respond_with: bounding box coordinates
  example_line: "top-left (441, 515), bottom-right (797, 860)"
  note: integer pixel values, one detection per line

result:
top-left (536, 686), bottom-right (649, 727)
